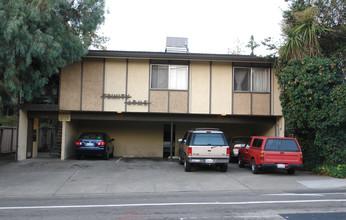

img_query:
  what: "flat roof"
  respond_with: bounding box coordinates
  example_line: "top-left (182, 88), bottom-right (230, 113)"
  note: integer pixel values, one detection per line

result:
top-left (87, 50), bottom-right (274, 63)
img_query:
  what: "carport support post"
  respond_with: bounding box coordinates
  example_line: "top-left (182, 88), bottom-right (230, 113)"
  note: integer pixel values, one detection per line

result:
top-left (170, 122), bottom-right (173, 162)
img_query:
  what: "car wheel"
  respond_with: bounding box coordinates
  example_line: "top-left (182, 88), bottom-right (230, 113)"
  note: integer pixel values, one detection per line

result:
top-left (287, 168), bottom-right (296, 175)
top-left (238, 155), bottom-right (245, 168)
top-left (178, 155), bottom-right (184, 165)
top-left (184, 159), bottom-right (192, 172)
top-left (103, 151), bottom-right (110, 160)
top-left (251, 158), bottom-right (260, 174)
top-left (220, 164), bottom-right (228, 172)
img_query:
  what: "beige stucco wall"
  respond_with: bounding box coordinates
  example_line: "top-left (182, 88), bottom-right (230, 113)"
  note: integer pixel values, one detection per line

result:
top-left (104, 59), bottom-right (127, 112)
top-left (60, 62), bottom-right (81, 111)
top-left (59, 58), bottom-right (283, 117)
top-left (126, 59), bottom-right (149, 112)
top-left (17, 110), bottom-right (28, 161)
top-left (211, 62), bottom-right (232, 114)
top-left (276, 116), bottom-right (285, 137)
top-left (111, 122), bottom-right (162, 157)
top-left (81, 59), bottom-right (104, 111)
top-left (190, 61), bottom-right (210, 114)
top-left (60, 114), bottom-right (78, 160)
top-left (272, 73), bottom-right (283, 116)
top-left (74, 120), bottom-right (162, 157)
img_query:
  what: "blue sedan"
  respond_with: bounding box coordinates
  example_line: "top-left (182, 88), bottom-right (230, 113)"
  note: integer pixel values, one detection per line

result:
top-left (75, 132), bottom-right (114, 160)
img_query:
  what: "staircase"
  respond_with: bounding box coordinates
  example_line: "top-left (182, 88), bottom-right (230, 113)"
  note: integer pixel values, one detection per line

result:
top-left (50, 122), bottom-right (62, 157)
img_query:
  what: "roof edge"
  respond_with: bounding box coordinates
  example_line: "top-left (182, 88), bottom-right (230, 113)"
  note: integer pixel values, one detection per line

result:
top-left (86, 50), bottom-right (274, 63)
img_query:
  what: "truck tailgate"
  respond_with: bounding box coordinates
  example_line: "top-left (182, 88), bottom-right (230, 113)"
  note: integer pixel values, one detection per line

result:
top-left (191, 146), bottom-right (228, 158)
top-left (264, 151), bottom-right (301, 164)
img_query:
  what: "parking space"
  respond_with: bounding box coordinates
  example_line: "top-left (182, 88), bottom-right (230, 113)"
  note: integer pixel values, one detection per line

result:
top-left (0, 157), bottom-right (345, 198)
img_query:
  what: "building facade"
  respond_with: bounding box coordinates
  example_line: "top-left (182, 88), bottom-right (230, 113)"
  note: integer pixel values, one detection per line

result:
top-left (17, 50), bottom-right (284, 160)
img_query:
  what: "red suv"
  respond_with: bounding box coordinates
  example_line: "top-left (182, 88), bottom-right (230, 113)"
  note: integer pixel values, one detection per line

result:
top-left (238, 137), bottom-right (303, 174)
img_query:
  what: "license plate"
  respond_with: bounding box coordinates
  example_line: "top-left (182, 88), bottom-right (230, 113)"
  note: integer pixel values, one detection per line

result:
top-left (205, 159), bottom-right (216, 163)
top-left (86, 143), bottom-right (94, 146)
top-left (233, 149), bottom-right (239, 155)
top-left (277, 164), bottom-right (285, 169)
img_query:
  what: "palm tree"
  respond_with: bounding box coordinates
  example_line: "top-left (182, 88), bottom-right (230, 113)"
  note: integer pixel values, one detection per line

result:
top-left (280, 7), bottom-right (329, 59)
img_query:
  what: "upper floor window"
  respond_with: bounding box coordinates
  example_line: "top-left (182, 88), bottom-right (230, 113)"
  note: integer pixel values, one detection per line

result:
top-left (150, 64), bottom-right (188, 90)
top-left (233, 67), bottom-right (270, 92)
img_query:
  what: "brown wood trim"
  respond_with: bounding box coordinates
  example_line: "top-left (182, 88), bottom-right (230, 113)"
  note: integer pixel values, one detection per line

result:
top-left (125, 59), bottom-right (129, 112)
top-left (209, 61), bottom-right (212, 114)
top-left (102, 58), bottom-right (106, 111)
top-left (71, 111), bottom-right (276, 124)
top-left (80, 61), bottom-right (83, 111)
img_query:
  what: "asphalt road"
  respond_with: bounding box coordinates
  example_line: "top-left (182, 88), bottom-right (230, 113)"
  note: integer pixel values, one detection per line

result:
top-left (0, 157), bottom-right (345, 219)
top-left (0, 190), bottom-right (345, 219)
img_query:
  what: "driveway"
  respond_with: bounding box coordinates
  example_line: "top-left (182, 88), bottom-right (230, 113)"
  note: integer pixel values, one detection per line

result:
top-left (0, 157), bottom-right (345, 197)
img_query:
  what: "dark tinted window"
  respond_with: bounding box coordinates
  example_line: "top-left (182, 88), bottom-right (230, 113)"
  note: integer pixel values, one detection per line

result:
top-left (264, 139), bottom-right (300, 152)
top-left (80, 133), bottom-right (105, 140)
top-left (252, 139), bottom-right (263, 148)
top-left (232, 138), bottom-right (251, 145)
top-left (191, 133), bottom-right (227, 146)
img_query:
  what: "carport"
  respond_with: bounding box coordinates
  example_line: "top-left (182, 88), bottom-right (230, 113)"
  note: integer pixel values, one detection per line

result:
top-left (60, 112), bottom-right (283, 160)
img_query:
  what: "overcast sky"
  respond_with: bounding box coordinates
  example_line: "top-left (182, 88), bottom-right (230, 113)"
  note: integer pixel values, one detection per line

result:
top-left (98, 0), bottom-right (290, 56)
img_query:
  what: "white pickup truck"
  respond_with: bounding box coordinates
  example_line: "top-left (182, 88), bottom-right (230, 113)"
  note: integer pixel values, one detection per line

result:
top-left (178, 128), bottom-right (230, 172)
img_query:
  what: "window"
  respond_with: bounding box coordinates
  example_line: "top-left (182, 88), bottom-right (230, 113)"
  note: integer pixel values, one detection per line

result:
top-left (252, 139), bottom-right (263, 148)
top-left (151, 64), bottom-right (188, 90)
top-left (234, 67), bottom-right (270, 92)
top-left (190, 133), bottom-right (228, 146)
top-left (264, 139), bottom-right (300, 152)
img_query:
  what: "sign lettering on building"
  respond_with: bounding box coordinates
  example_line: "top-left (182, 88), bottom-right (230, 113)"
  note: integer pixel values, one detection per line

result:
top-left (101, 94), bottom-right (132, 99)
top-left (125, 100), bottom-right (150, 105)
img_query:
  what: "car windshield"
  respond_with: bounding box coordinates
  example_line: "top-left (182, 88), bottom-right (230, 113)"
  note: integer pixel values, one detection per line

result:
top-left (191, 133), bottom-right (227, 146)
top-left (80, 133), bottom-right (104, 140)
top-left (264, 139), bottom-right (300, 152)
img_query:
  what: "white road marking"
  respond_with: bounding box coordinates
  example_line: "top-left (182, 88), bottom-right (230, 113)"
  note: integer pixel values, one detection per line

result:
top-left (0, 199), bottom-right (345, 210)
top-left (267, 192), bottom-right (346, 196)
top-left (267, 193), bottom-right (324, 196)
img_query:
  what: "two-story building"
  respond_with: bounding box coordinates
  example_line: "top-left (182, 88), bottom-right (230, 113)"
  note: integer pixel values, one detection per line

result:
top-left (17, 50), bottom-right (284, 160)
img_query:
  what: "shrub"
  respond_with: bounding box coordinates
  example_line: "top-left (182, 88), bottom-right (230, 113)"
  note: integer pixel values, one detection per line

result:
top-left (275, 56), bottom-right (346, 173)
top-left (313, 164), bottom-right (346, 179)
top-left (0, 115), bottom-right (18, 127)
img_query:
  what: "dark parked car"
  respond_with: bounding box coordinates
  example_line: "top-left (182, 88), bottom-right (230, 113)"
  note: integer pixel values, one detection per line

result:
top-left (75, 132), bottom-right (114, 160)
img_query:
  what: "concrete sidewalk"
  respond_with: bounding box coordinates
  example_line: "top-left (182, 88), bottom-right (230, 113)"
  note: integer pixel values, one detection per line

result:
top-left (0, 157), bottom-right (345, 197)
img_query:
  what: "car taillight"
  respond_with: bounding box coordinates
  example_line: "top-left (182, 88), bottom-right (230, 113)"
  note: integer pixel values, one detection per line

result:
top-left (260, 153), bottom-right (264, 161)
top-left (226, 147), bottom-right (230, 156)
top-left (97, 141), bottom-right (106, 146)
top-left (75, 141), bottom-right (83, 146)
top-left (300, 153), bottom-right (303, 162)
top-left (188, 147), bottom-right (192, 156)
